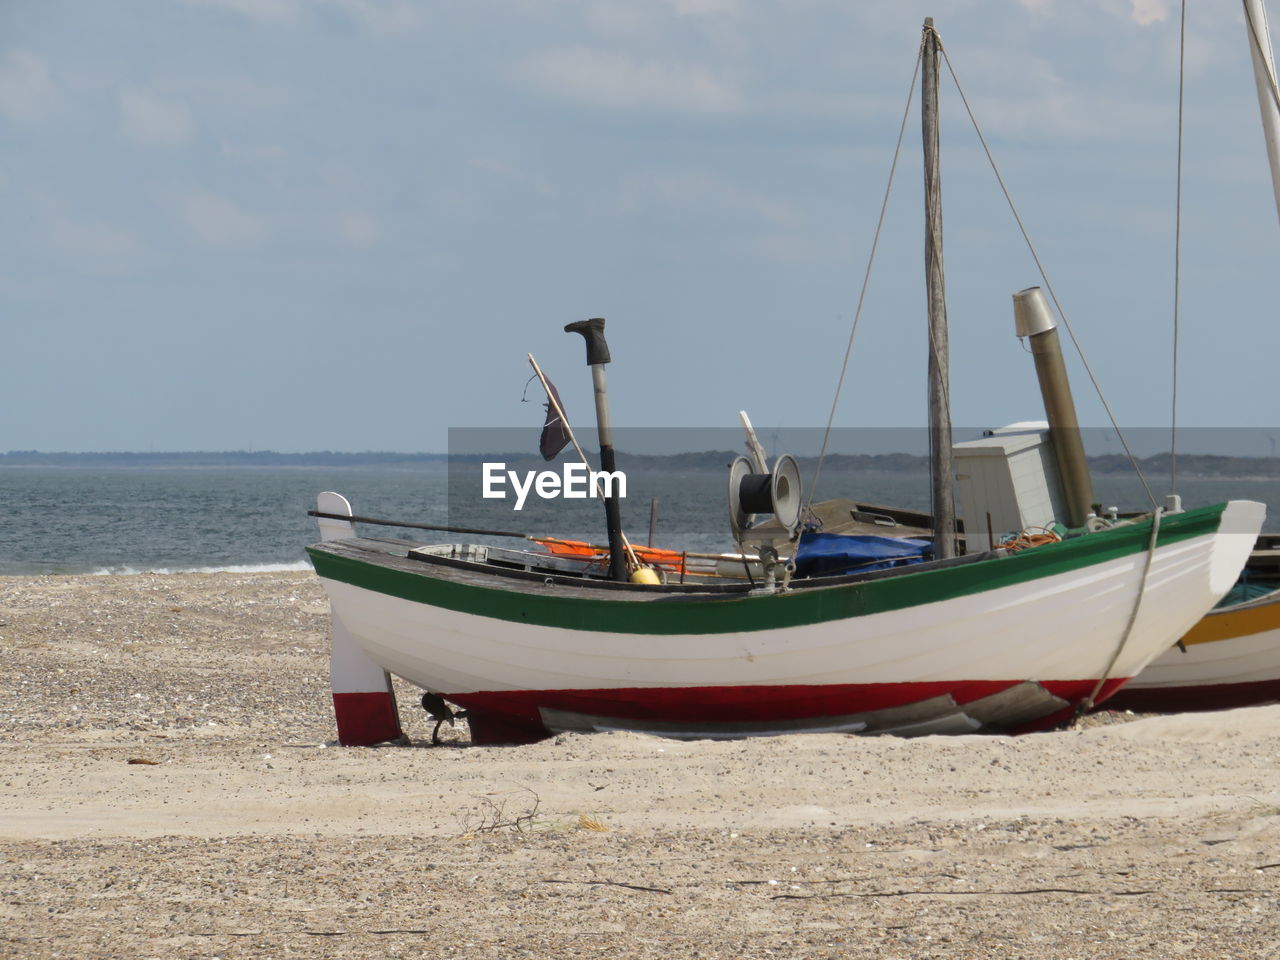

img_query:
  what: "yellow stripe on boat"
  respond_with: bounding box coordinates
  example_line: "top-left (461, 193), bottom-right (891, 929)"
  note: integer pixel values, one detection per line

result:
top-left (1181, 591), bottom-right (1280, 646)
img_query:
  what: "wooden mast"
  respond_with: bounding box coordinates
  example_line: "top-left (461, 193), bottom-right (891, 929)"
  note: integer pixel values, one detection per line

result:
top-left (921, 17), bottom-right (956, 559)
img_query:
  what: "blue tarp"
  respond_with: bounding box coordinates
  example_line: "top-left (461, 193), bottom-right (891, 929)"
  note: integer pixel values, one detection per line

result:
top-left (793, 533), bottom-right (932, 578)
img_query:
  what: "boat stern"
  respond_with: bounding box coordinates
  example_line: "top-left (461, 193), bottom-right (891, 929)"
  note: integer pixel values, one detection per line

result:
top-left (1208, 500), bottom-right (1267, 598)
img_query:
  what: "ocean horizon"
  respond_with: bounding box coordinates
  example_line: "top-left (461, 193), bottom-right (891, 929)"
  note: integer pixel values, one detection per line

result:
top-left (2, 460), bottom-right (1275, 576)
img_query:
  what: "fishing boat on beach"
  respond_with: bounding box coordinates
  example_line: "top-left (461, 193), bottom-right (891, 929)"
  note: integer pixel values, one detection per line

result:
top-left (305, 20), bottom-right (1264, 747)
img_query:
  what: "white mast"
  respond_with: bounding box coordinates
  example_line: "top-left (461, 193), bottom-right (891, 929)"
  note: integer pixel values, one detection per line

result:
top-left (1244, 0), bottom-right (1280, 225)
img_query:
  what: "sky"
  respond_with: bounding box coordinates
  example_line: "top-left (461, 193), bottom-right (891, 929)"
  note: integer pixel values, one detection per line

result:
top-left (2, 0), bottom-right (1279, 454)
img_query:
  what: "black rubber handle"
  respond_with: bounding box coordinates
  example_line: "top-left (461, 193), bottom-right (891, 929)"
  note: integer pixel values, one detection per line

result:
top-left (564, 317), bottom-right (611, 366)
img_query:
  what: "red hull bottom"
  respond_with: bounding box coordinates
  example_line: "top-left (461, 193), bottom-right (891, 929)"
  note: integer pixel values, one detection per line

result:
top-left (448, 678), bottom-right (1130, 746)
top-left (1102, 678), bottom-right (1280, 715)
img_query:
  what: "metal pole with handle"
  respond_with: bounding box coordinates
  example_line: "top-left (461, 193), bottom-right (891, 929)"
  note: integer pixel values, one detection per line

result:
top-left (527, 351), bottom-right (640, 576)
top-left (564, 318), bottom-right (629, 582)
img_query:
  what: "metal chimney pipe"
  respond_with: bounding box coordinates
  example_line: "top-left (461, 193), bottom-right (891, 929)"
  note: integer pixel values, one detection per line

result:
top-left (1012, 287), bottom-right (1094, 528)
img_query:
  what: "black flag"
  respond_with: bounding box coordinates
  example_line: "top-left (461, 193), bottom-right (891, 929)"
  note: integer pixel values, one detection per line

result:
top-left (539, 376), bottom-right (571, 461)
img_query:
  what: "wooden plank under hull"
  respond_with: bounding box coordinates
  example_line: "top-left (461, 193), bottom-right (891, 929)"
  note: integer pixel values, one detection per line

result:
top-left (536, 681), bottom-right (1072, 740)
top-left (451, 679), bottom-right (1121, 745)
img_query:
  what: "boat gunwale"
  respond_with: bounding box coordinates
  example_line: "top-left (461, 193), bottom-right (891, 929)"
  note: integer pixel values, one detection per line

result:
top-left (315, 535), bottom-right (1011, 596)
top-left (304, 501), bottom-right (1234, 636)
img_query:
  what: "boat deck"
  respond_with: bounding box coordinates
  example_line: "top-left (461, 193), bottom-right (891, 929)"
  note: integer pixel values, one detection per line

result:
top-left (308, 535), bottom-right (1002, 603)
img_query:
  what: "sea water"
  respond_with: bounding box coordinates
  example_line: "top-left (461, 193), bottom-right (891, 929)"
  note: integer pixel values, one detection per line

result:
top-left (0, 464), bottom-right (1275, 576)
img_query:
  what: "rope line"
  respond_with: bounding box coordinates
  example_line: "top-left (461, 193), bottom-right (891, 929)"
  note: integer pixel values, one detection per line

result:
top-left (308, 510), bottom-right (529, 539)
top-left (1077, 508), bottom-right (1164, 718)
top-left (1171, 0), bottom-right (1187, 497)
top-left (936, 40), bottom-right (1158, 510)
top-left (805, 39), bottom-right (924, 512)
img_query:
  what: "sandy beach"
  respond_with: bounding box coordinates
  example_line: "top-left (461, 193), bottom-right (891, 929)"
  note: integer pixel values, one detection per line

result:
top-left (2, 570), bottom-right (1279, 958)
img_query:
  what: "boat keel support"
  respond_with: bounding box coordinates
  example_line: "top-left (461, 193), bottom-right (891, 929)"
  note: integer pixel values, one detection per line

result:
top-left (318, 491), bottom-right (404, 746)
top-left (330, 615), bottom-right (403, 746)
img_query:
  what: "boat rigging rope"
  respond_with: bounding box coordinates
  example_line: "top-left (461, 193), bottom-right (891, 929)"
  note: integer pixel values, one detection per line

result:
top-left (999, 525), bottom-right (1062, 553)
top-left (307, 510), bottom-right (531, 539)
top-left (936, 40), bottom-right (1159, 510)
top-left (1076, 507), bottom-right (1164, 719)
top-left (805, 38), bottom-right (924, 513)
top-left (1171, 0), bottom-right (1187, 498)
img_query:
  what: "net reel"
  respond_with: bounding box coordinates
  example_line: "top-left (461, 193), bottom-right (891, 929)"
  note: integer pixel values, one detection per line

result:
top-left (727, 454), bottom-right (803, 540)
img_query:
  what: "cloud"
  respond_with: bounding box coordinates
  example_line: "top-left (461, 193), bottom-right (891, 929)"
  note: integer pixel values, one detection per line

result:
top-left (620, 170), bottom-right (797, 226)
top-left (585, 3), bottom-right (654, 36)
top-left (586, 0), bottom-right (740, 35)
top-left (966, 87), bottom-right (1169, 142)
top-left (938, 45), bottom-right (1170, 142)
top-left (119, 87), bottom-right (194, 148)
top-left (47, 217), bottom-right (144, 263)
top-left (338, 211), bottom-right (381, 248)
top-left (1129, 0), bottom-right (1171, 25)
top-left (669, 0), bottom-right (740, 15)
top-left (174, 190), bottom-right (269, 248)
top-left (0, 51), bottom-right (57, 121)
top-left (220, 142), bottom-right (288, 164)
top-left (520, 47), bottom-right (743, 114)
top-left (182, 0), bottom-right (420, 31)
top-left (182, 0), bottom-right (302, 23)
top-left (1009, 0), bottom-right (1170, 24)
top-left (326, 0), bottom-right (421, 33)
top-left (469, 154), bottom-right (559, 198)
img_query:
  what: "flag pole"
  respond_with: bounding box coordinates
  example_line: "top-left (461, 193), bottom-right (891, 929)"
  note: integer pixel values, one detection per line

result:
top-left (527, 352), bottom-right (640, 572)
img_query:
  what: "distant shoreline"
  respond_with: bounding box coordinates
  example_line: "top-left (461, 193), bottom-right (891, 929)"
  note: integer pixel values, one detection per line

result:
top-left (2, 449), bottom-right (1279, 478)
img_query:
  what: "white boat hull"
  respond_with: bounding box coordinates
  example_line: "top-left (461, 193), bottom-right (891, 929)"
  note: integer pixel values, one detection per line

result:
top-left (309, 500), bottom-right (1263, 743)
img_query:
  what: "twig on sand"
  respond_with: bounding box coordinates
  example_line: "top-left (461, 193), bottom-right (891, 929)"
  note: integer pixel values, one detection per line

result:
top-left (770, 886), bottom-right (1158, 901)
top-left (540, 879), bottom-right (673, 895)
top-left (456, 786), bottom-right (541, 835)
top-left (304, 929), bottom-right (437, 936)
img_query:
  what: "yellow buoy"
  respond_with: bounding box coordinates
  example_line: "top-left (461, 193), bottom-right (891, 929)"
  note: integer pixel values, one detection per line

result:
top-left (629, 566), bottom-right (661, 585)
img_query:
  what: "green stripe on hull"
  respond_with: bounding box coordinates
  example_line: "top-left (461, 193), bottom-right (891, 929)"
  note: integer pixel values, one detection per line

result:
top-left (307, 502), bottom-right (1227, 636)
